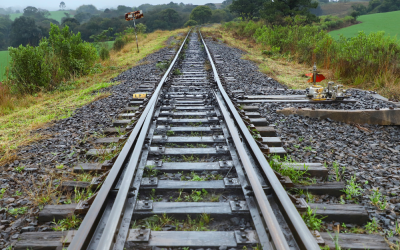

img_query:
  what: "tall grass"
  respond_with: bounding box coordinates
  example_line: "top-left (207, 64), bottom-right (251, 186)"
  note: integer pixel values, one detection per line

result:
top-left (223, 21), bottom-right (400, 99)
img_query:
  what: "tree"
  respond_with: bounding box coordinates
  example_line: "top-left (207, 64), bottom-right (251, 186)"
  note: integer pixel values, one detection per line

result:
top-left (74, 12), bottom-right (92, 23)
top-left (261, 0), bottom-right (319, 23)
top-left (211, 9), bottom-right (227, 23)
top-left (0, 15), bottom-right (12, 50)
top-left (229, 0), bottom-right (265, 19)
top-left (10, 16), bottom-right (42, 47)
top-left (222, 0), bottom-right (233, 8)
top-left (184, 19), bottom-right (198, 27)
top-left (61, 17), bottom-right (80, 28)
top-left (159, 8), bottom-right (180, 23)
top-left (189, 6), bottom-right (212, 24)
top-left (117, 5), bottom-right (132, 14)
top-left (60, 2), bottom-right (66, 10)
top-left (205, 3), bottom-right (217, 9)
top-left (76, 5), bottom-right (98, 14)
top-left (23, 6), bottom-right (50, 21)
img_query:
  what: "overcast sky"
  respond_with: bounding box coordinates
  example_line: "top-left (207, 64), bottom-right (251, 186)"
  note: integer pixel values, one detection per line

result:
top-left (1, 0), bottom-right (219, 11)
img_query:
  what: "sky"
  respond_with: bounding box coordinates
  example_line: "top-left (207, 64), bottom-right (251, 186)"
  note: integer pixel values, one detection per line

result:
top-left (0, 0), bottom-right (219, 11)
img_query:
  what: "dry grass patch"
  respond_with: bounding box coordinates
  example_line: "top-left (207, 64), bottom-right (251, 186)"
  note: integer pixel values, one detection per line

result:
top-left (0, 28), bottom-right (188, 165)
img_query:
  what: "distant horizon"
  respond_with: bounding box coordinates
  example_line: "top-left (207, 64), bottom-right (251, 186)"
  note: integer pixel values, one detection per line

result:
top-left (0, 1), bottom-right (222, 11)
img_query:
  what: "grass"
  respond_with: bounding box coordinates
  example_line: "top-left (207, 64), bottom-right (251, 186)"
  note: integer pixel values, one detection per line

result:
top-left (9, 10), bottom-right (74, 23)
top-left (329, 10), bottom-right (400, 42)
top-left (0, 28), bottom-right (187, 165)
top-left (133, 213), bottom-right (213, 231)
top-left (0, 51), bottom-right (9, 81)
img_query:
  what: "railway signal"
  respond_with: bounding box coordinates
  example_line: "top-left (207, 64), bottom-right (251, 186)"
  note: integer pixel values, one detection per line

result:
top-left (125, 10), bottom-right (144, 53)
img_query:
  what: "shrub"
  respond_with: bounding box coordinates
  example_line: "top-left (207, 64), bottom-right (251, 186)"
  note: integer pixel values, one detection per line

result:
top-left (136, 23), bottom-right (147, 34)
top-left (113, 37), bottom-right (125, 51)
top-left (99, 47), bottom-right (110, 61)
top-left (6, 24), bottom-right (97, 94)
top-left (184, 20), bottom-right (198, 27)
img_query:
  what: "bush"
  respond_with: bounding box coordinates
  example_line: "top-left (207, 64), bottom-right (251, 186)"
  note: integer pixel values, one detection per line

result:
top-left (184, 20), bottom-right (198, 27)
top-left (99, 47), bottom-right (110, 61)
top-left (7, 24), bottom-right (98, 93)
top-left (113, 37), bottom-right (125, 51)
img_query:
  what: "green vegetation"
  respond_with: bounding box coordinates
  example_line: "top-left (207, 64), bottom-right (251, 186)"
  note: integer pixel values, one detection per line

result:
top-left (301, 207), bottom-right (324, 230)
top-left (365, 217), bottom-right (379, 233)
top-left (332, 161), bottom-right (345, 182)
top-left (329, 11), bottom-right (400, 41)
top-left (156, 61), bottom-right (170, 72)
top-left (144, 165), bottom-right (159, 177)
top-left (269, 155), bottom-right (315, 185)
top-left (175, 189), bottom-right (209, 202)
top-left (9, 10), bottom-right (73, 23)
top-left (7, 206), bottom-right (28, 216)
top-left (53, 215), bottom-right (82, 231)
top-left (14, 165), bottom-right (25, 173)
top-left (6, 24), bottom-right (97, 94)
top-left (0, 51), bottom-right (9, 81)
top-left (342, 175), bottom-right (364, 200)
top-left (370, 188), bottom-right (388, 210)
top-left (0, 188), bottom-right (6, 198)
top-left (133, 213), bottom-right (213, 231)
top-left (219, 20), bottom-right (400, 99)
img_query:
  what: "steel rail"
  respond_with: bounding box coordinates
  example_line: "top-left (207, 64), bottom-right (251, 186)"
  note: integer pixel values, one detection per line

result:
top-left (213, 90), bottom-right (290, 250)
top-left (68, 29), bottom-right (192, 250)
top-left (94, 29), bottom-right (192, 250)
top-left (200, 30), bottom-right (320, 250)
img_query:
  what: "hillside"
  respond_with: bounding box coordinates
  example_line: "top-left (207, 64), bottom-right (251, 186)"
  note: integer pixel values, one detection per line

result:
top-left (9, 10), bottom-right (74, 23)
top-left (320, 2), bottom-right (368, 17)
top-left (329, 10), bottom-right (400, 40)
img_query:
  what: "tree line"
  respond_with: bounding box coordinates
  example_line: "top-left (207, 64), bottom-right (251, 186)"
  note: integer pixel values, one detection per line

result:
top-left (0, 2), bottom-right (235, 51)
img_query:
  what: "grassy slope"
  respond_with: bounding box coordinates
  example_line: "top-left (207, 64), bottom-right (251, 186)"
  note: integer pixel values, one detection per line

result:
top-left (0, 29), bottom-right (187, 163)
top-left (9, 10), bottom-right (73, 23)
top-left (329, 11), bottom-right (400, 39)
top-left (0, 51), bottom-right (9, 81)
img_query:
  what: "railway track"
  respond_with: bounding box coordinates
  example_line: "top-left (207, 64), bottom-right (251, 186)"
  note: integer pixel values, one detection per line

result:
top-left (69, 30), bottom-right (318, 250)
top-left (13, 29), bottom-right (396, 250)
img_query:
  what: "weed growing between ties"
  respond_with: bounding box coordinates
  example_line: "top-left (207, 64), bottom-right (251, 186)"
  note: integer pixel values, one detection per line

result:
top-left (369, 188), bottom-right (388, 210)
top-left (341, 175), bottom-right (364, 201)
top-left (52, 214), bottom-right (83, 231)
top-left (165, 188), bottom-right (222, 203)
top-left (301, 206), bottom-right (325, 231)
top-left (269, 155), bottom-right (316, 185)
top-left (132, 213), bottom-right (214, 231)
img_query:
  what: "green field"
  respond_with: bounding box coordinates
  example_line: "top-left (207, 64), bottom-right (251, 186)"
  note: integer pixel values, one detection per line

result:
top-left (329, 10), bottom-right (400, 40)
top-left (0, 51), bottom-right (9, 81)
top-left (9, 10), bottom-right (73, 23)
